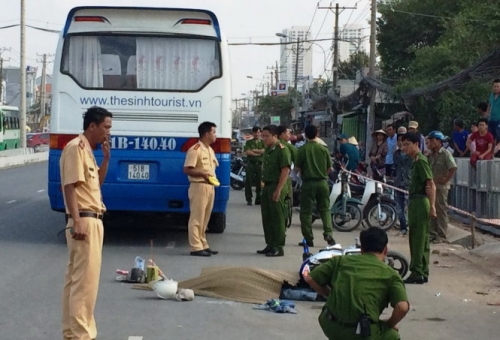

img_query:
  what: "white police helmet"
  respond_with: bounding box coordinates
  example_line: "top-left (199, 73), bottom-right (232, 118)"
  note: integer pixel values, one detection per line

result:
top-left (153, 279), bottom-right (178, 299)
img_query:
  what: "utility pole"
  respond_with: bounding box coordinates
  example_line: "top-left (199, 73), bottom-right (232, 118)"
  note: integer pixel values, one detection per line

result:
top-left (319, 2), bottom-right (356, 140)
top-left (293, 37), bottom-right (300, 91)
top-left (37, 54), bottom-right (47, 126)
top-left (275, 60), bottom-right (279, 85)
top-left (365, 0), bottom-right (377, 163)
top-left (267, 62), bottom-right (279, 89)
top-left (20, 0), bottom-right (27, 148)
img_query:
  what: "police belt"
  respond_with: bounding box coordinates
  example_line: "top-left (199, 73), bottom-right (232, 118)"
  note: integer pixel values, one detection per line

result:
top-left (302, 178), bottom-right (327, 182)
top-left (67, 211), bottom-right (104, 220)
top-left (263, 181), bottom-right (278, 186)
top-left (248, 160), bottom-right (262, 165)
top-left (409, 193), bottom-right (428, 200)
top-left (322, 306), bottom-right (366, 328)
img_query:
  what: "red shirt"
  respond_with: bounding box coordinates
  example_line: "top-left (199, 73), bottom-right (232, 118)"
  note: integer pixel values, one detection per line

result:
top-left (470, 131), bottom-right (494, 155)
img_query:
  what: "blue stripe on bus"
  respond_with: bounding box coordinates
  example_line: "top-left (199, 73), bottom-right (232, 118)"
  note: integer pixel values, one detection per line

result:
top-left (63, 7), bottom-right (221, 41)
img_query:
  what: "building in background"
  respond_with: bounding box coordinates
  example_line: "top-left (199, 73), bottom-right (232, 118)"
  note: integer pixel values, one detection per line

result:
top-left (339, 25), bottom-right (367, 56)
top-left (338, 41), bottom-right (351, 62)
top-left (1, 66), bottom-right (38, 108)
top-left (278, 26), bottom-right (313, 90)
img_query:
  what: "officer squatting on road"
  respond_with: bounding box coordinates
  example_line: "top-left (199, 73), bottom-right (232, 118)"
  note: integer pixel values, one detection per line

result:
top-left (401, 132), bottom-right (437, 285)
top-left (295, 125), bottom-right (335, 247)
top-left (305, 227), bottom-right (410, 340)
top-left (244, 126), bottom-right (265, 205)
top-left (257, 125), bottom-right (292, 257)
top-left (183, 122), bottom-right (220, 257)
top-left (60, 106), bottom-right (112, 340)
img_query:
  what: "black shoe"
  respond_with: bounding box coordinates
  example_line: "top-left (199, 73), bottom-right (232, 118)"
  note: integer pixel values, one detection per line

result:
top-left (254, 200), bottom-right (261, 205)
top-left (205, 248), bottom-right (218, 255)
top-left (298, 240), bottom-right (314, 247)
top-left (424, 277), bottom-right (428, 283)
top-left (265, 248), bottom-right (284, 257)
top-left (257, 246), bottom-right (272, 254)
top-left (404, 276), bottom-right (425, 284)
top-left (247, 201), bottom-right (252, 206)
top-left (324, 234), bottom-right (336, 246)
top-left (190, 250), bottom-right (212, 257)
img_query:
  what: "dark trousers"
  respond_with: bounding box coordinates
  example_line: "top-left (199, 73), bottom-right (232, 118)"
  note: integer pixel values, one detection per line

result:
top-left (395, 191), bottom-right (408, 231)
top-left (408, 198), bottom-right (430, 278)
top-left (245, 162), bottom-right (262, 203)
top-left (260, 184), bottom-right (287, 250)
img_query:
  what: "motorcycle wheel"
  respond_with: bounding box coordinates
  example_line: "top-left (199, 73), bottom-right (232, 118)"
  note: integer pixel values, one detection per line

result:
top-left (365, 202), bottom-right (397, 231)
top-left (386, 250), bottom-right (409, 278)
top-left (230, 178), bottom-right (244, 190)
top-left (332, 203), bottom-right (362, 232)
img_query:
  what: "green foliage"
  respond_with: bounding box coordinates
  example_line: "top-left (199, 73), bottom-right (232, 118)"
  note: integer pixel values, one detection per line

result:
top-left (255, 90), bottom-right (297, 126)
top-left (378, 0), bottom-right (500, 133)
top-left (338, 51), bottom-right (370, 79)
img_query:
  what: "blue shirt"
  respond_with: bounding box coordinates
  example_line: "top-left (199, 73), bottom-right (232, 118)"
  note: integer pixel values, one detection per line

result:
top-left (339, 143), bottom-right (360, 171)
top-left (452, 130), bottom-right (469, 153)
top-left (386, 135), bottom-right (397, 165)
top-left (489, 93), bottom-right (500, 121)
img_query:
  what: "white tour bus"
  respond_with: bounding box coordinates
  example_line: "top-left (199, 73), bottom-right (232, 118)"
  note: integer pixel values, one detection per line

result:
top-left (48, 6), bottom-right (232, 232)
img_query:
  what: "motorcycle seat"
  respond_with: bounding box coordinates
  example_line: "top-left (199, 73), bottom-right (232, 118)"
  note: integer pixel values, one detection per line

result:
top-left (348, 182), bottom-right (365, 194)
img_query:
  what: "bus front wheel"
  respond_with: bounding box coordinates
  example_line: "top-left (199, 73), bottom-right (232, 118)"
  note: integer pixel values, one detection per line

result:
top-left (207, 212), bottom-right (226, 234)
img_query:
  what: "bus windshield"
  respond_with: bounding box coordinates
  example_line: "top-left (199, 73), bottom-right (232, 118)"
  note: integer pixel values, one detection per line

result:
top-left (61, 35), bottom-right (221, 92)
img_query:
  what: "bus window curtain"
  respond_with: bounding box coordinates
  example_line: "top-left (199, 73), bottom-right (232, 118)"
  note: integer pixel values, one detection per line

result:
top-left (67, 36), bottom-right (103, 88)
top-left (136, 37), bottom-right (218, 91)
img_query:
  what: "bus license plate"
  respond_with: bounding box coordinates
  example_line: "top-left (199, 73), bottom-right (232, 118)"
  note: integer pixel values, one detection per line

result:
top-left (128, 164), bottom-right (150, 180)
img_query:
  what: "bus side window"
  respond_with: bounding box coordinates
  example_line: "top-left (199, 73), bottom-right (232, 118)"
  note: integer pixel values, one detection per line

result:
top-left (15, 117), bottom-right (19, 129)
top-left (125, 56), bottom-right (137, 89)
top-left (102, 54), bottom-right (123, 89)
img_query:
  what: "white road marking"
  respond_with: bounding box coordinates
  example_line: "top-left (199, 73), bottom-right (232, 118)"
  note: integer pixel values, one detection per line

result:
top-left (128, 337), bottom-right (143, 340)
top-left (37, 189), bottom-right (45, 193)
top-left (6, 200), bottom-right (16, 204)
top-left (166, 241), bottom-right (176, 248)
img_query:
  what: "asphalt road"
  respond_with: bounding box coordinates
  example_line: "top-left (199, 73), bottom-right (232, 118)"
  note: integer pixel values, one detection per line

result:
top-left (0, 162), bottom-right (499, 340)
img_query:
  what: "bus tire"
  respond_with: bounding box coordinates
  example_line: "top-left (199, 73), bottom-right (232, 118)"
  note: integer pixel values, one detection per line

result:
top-left (207, 212), bottom-right (226, 233)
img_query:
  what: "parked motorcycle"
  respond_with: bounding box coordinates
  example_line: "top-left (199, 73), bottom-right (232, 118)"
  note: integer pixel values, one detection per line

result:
top-left (230, 157), bottom-right (246, 190)
top-left (298, 238), bottom-right (409, 283)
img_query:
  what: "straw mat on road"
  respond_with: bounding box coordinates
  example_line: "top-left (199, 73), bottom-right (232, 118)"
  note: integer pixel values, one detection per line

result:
top-left (178, 266), bottom-right (299, 304)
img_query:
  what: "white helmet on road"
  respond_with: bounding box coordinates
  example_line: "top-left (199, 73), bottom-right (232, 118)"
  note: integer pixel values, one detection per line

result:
top-left (153, 279), bottom-right (178, 299)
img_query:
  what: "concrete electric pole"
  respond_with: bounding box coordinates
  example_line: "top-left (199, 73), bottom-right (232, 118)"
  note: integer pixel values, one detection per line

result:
top-left (38, 54), bottom-right (47, 125)
top-left (20, 0), bottom-right (27, 148)
top-left (365, 0), bottom-right (377, 163)
top-left (293, 37), bottom-right (300, 91)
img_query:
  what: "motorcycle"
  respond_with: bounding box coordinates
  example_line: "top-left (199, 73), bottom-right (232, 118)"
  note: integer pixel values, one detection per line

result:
top-left (298, 238), bottom-right (409, 284)
top-left (230, 156), bottom-right (246, 190)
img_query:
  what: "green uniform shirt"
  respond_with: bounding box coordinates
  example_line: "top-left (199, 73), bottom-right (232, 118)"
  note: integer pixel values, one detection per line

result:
top-left (295, 140), bottom-right (332, 180)
top-left (261, 141), bottom-right (292, 183)
top-left (244, 138), bottom-right (265, 163)
top-left (280, 138), bottom-right (297, 163)
top-left (310, 254), bottom-right (408, 324)
top-left (409, 152), bottom-right (433, 196)
top-left (428, 147), bottom-right (457, 190)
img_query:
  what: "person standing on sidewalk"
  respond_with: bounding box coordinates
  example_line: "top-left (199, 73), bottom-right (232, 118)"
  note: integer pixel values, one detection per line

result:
top-left (257, 125), bottom-right (291, 257)
top-left (428, 131), bottom-right (457, 244)
top-left (244, 127), bottom-right (265, 205)
top-left (183, 122), bottom-right (219, 257)
top-left (385, 124), bottom-right (397, 179)
top-left (467, 118), bottom-right (494, 169)
top-left (278, 125), bottom-right (298, 208)
top-left (401, 132), bottom-right (436, 284)
top-left (486, 79), bottom-right (500, 150)
top-left (295, 125), bottom-right (335, 247)
top-left (60, 106), bottom-right (112, 340)
top-left (393, 127), bottom-right (412, 236)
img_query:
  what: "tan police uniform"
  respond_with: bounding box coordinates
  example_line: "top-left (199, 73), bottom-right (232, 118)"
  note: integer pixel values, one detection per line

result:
top-left (60, 134), bottom-right (106, 340)
top-left (185, 141), bottom-right (219, 252)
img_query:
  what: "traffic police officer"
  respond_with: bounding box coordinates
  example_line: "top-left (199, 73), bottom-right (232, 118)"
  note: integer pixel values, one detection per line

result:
top-left (257, 125), bottom-right (292, 257)
top-left (244, 126), bottom-right (265, 205)
top-left (306, 227), bottom-right (410, 340)
top-left (184, 121), bottom-right (219, 257)
top-left (401, 132), bottom-right (437, 284)
top-left (60, 106), bottom-right (112, 340)
top-left (295, 125), bottom-right (335, 247)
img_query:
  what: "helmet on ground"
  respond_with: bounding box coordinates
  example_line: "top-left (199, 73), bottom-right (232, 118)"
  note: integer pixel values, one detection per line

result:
top-left (428, 131), bottom-right (445, 141)
top-left (153, 279), bottom-right (178, 299)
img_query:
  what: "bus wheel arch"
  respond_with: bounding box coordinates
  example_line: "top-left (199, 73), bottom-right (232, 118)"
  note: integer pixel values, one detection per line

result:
top-left (207, 212), bottom-right (226, 233)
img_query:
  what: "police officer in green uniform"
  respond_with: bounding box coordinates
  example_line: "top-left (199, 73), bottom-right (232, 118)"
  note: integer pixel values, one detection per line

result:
top-left (278, 125), bottom-right (298, 214)
top-left (244, 127), bottom-right (265, 205)
top-left (306, 227), bottom-right (410, 340)
top-left (295, 125), bottom-right (335, 247)
top-left (257, 125), bottom-right (292, 257)
top-left (401, 132), bottom-right (437, 284)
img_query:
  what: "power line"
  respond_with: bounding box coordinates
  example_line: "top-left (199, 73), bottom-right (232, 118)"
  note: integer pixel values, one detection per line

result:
top-left (391, 9), bottom-right (486, 22)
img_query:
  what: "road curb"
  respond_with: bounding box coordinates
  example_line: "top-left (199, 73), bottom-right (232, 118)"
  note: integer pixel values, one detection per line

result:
top-left (0, 151), bottom-right (48, 169)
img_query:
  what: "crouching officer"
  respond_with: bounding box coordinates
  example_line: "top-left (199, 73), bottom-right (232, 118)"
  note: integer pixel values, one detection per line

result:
top-left (257, 125), bottom-right (292, 257)
top-left (305, 227), bottom-right (410, 340)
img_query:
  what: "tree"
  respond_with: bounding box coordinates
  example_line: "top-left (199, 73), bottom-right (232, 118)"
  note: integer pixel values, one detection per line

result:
top-left (377, 0), bottom-right (500, 133)
top-left (255, 89), bottom-right (301, 126)
top-left (338, 51), bottom-right (369, 80)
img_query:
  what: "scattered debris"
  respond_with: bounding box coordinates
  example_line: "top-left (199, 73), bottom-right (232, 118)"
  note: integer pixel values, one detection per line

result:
top-left (476, 291), bottom-right (489, 296)
top-left (435, 293), bottom-right (441, 297)
top-left (436, 265), bottom-right (454, 268)
top-left (487, 302), bottom-right (500, 306)
top-left (433, 260), bottom-right (439, 265)
top-left (253, 299), bottom-right (298, 314)
top-left (432, 250), bottom-right (440, 255)
top-left (425, 317), bottom-right (446, 322)
top-left (463, 299), bottom-right (472, 302)
top-left (440, 252), bottom-right (450, 257)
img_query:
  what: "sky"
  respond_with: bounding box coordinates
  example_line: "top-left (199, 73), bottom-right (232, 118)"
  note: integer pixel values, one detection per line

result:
top-left (0, 0), bottom-right (370, 100)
